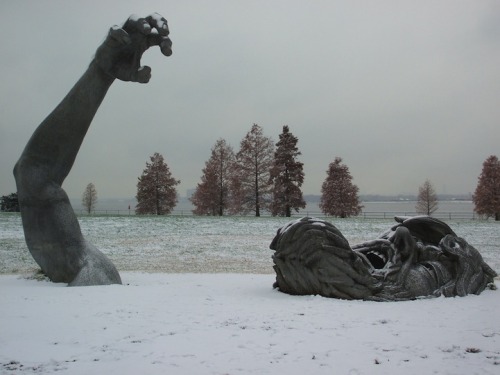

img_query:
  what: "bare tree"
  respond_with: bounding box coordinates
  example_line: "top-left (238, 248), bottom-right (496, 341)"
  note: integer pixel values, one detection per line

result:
top-left (320, 157), bottom-right (362, 218)
top-left (136, 152), bottom-right (180, 215)
top-left (473, 155), bottom-right (500, 220)
top-left (191, 139), bottom-right (235, 216)
top-left (230, 124), bottom-right (274, 216)
top-left (269, 125), bottom-right (305, 217)
top-left (82, 183), bottom-right (98, 214)
top-left (415, 179), bottom-right (438, 215)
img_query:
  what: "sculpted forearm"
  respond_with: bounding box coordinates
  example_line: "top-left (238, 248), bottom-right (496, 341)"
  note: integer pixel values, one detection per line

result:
top-left (15, 13), bottom-right (172, 191)
top-left (13, 14), bottom-right (172, 286)
top-left (15, 62), bottom-right (115, 189)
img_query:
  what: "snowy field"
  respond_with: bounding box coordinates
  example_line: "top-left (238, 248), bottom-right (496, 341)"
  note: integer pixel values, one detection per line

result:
top-left (1, 214), bottom-right (499, 374)
top-left (2, 214), bottom-right (499, 274)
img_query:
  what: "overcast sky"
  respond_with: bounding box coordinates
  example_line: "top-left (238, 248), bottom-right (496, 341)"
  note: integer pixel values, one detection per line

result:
top-left (1, 1), bottom-right (499, 200)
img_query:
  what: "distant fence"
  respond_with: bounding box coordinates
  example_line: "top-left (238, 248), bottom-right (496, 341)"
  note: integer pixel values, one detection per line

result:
top-left (73, 209), bottom-right (480, 220)
top-left (355, 211), bottom-right (478, 220)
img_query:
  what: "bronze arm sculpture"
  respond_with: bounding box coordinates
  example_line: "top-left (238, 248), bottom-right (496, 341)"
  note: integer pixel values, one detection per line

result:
top-left (271, 216), bottom-right (497, 301)
top-left (14, 14), bottom-right (172, 286)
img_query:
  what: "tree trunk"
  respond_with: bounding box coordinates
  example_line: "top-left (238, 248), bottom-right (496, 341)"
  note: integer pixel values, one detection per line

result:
top-left (219, 180), bottom-right (223, 216)
top-left (155, 184), bottom-right (161, 215)
top-left (218, 160), bottom-right (224, 216)
top-left (255, 168), bottom-right (260, 217)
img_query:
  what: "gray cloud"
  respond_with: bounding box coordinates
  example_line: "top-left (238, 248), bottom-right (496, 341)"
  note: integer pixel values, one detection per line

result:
top-left (1, 0), bottom-right (499, 199)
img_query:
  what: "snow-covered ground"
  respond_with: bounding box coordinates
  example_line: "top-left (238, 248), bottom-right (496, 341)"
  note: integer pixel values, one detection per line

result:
top-left (2, 214), bottom-right (499, 274)
top-left (1, 214), bottom-right (499, 374)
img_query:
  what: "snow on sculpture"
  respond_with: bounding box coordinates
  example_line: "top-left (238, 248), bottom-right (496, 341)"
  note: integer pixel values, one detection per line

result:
top-left (271, 216), bottom-right (497, 301)
top-left (13, 14), bottom-right (172, 286)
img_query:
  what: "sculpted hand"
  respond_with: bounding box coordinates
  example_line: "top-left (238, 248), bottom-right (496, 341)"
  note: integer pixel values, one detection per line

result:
top-left (94, 13), bottom-right (172, 83)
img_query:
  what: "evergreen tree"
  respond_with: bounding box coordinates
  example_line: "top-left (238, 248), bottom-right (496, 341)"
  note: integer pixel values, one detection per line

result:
top-left (269, 125), bottom-right (306, 217)
top-left (81, 183), bottom-right (98, 214)
top-left (319, 157), bottom-right (362, 218)
top-left (473, 155), bottom-right (500, 220)
top-left (0, 193), bottom-right (19, 212)
top-left (191, 139), bottom-right (235, 216)
top-left (230, 124), bottom-right (274, 216)
top-left (415, 179), bottom-right (438, 215)
top-left (136, 152), bottom-right (180, 215)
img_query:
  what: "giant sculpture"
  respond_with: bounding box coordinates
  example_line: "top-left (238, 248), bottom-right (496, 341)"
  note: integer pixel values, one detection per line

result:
top-left (271, 216), bottom-right (497, 301)
top-left (13, 14), bottom-right (172, 286)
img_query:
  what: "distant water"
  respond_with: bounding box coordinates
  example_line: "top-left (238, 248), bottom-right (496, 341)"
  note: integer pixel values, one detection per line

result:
top-left (71, 198), bottom-right (474, 217)
top-left (305, 200), bottom-right (474, 215)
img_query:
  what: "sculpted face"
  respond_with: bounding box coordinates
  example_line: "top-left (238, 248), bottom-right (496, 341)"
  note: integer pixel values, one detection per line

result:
top-left (271, 216), bottom-right (496, 301)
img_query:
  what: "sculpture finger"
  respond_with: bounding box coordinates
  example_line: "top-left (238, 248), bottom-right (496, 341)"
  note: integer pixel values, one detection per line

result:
top-left (123, 15), bottom-right (154, 35)
top-left (112, 64), bottom-right (151, 83)
top-left (134, 66), bottom-right (152, 83)
top-left (147, 34), bottom-right (173, 56)
top-left (107, 26), bottom-right (131, 47)
top-left (146, 13), bottom-right (170, 36)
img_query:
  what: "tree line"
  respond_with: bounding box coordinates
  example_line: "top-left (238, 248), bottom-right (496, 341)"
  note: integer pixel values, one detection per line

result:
top-left (2, 132), bottom-right (499, 219)
top-left (130, 124), bottom-right (361, 217)
top-left (130, 124), bottom-right (500, 220)
top-left (190, 124), bottom-right (307, 217)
